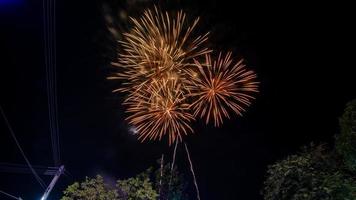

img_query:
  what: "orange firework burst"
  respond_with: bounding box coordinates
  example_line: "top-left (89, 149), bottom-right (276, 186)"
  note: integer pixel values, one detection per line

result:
top-left (124, 76), bottom-right (194, 145)
top-left (109, 6), bottom-right (210, 93)
top-left (108, 6), bottom-right (259, 144)
top-left (187, 52), bottom-right (259, 127)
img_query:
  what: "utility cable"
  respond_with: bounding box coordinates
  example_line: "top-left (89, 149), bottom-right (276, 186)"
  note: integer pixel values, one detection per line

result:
top-left (0, 105), bottom-right (46, 189)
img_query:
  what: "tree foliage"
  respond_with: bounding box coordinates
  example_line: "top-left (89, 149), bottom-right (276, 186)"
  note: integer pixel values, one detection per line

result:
top-left (263, 99), bottom-right (356, 200)
top-left (154, 164), bottom-right (187, 200)
top-left (61, 172), bottom-right (157, 200)
top-left (117, 169), bottom-right (158, 200)
top-left (61, 175), bottom-right (118, 200)
top-left (262, 145), bottom-right (356, 200)
top-left (336, 99), bottom-right (356, 172)
top-left (61, 165), bottom-right (188, 200)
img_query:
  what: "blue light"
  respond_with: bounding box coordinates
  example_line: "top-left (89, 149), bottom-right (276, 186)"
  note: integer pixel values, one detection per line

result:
top-left (0, 0), bottom-right (23, 5)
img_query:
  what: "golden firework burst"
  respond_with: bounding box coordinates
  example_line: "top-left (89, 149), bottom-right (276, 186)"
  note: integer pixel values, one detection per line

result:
top-left (187, 52), bottom-right (259, 127)
top-left (124, 76), bottom-right (194, 145)
top-left (109, 6), bottom-right (210, 94)
top-left (108, 6), bottom-right (259, 144)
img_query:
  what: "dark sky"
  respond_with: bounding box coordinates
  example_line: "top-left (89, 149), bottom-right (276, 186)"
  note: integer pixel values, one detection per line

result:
top-left (1, 0), bottom-right (355, 199)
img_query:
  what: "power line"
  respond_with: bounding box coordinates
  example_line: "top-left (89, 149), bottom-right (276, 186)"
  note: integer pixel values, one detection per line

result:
top-left (0, 162), bottom-right (59, 176)
top-left (0, 189), bottom-right (22, 200)
top-left (53, 0), bottom-right (60, 165)
top-left (0, 105), bottom-right (46, 189)
top-left (0, 0), bottom-right (62, 196)
top-left (43, 0), bottom-right (60, 167)
top-left (51, 0), bottom-right (60, 167)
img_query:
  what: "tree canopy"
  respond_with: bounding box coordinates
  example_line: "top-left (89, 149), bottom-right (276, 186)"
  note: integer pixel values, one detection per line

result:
top-left (262, 99), bottom-right (356, 200)
top-left (61, 163), bottom-right (188, 200)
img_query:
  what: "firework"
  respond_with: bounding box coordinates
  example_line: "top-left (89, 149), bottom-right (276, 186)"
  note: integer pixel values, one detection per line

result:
top-left (109, 6), bottom-right (210, 93)
top-left (187, 52), bottom-right (259, 127)
top-left (124, 77), bottom-right (194, 145)
top-left (109, 6), bottom-right (259, 144)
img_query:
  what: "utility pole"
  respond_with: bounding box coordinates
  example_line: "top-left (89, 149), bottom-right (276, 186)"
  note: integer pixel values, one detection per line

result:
top-left (40, 165), bottom-right (64, 200)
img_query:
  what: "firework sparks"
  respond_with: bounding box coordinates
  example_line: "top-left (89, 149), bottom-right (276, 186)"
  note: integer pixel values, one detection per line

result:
top-left (187, 52), bottom-right (259, 127)
top-left (109, 6), bottom-right (210, 94)
top-left (109, 6), bottom-right (259, 144)
top-left (124, 77), bottom-right (194, 145)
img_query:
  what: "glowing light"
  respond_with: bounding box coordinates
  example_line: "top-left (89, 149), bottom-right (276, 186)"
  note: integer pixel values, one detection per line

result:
top-left (128, 126), bottom-right (138, 135)
top-left (0, 0), bottom-right (23, 6)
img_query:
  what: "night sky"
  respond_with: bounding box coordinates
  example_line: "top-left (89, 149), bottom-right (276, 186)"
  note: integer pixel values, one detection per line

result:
top-left (1, 0), bottom-right (355, 199)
